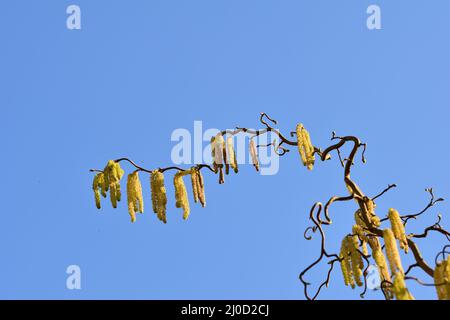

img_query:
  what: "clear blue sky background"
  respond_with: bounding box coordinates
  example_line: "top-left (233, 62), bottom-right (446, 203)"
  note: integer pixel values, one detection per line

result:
top-left (1, 1), bottom-right (449, 300)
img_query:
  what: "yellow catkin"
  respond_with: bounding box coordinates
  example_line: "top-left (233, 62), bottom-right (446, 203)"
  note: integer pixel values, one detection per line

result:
top-left (150, 171), bottom-right (157, 214)
top-left (197, 169), bottom-right (206, 207)
top-left (392, 272), bottom-right (414, 300)
top-left (388, 208), bottom-right (408, 253)
top-left (150, 170), bottom-right (167, 223)
top-left (211, 134), bottom-right (226, 183)
top-left (434, 258), bottom-right (450, 300)
top-left (354, 210), bottom-right (367, 228)
top-left (352, 225), bottom-right (368, 256)
top-left (349, 235), bottom-right (364, 287)
top-left (92, 173), bottom-right (102, 209)
top-left (211, 134), bottom-right (224, 166)
top-left (190, 169), bottom-right (199, 203)
top-left (383, 228), bottom-right (404, 275)
top-left (103, 160), bottom-right (125, 208)
top-left (222, 137), bottom-right (229, 175)
top-left (210, 136), bottom-right (218, 173)
top-left (296, 124), bottom-right (315, 170)
top-left (361, 241), bottom-right (368, 257)
top-left (127, 171), bottom-right (144, 223)
top-left (434, 261), bottom-right (447, 300)
top-left (443, 258), bottom-right (450, 299)
top-left (352, 225), bottom-right (366, 240)
top-left (226, 136), bottom-right (239, 173)
top-left (339, 237), bottom-right (355, 288)
top-left (98, 172), bottom-right (107, 197)
top-left (249, 139), bottom-right (260, 172)
top-left (368, 237), bottom-right (392, 299)
top-left (174, 171), bottom-right (190, 220)
top-left (189, 167), bottom-right (206, 208)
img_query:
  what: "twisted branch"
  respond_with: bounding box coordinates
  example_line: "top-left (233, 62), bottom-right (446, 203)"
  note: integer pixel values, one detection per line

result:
top-left (89, 113), bottom-right (449, 300)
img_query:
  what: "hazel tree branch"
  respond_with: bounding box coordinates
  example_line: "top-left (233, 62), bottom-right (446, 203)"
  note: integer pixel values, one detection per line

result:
top-left (89, 113), bottom-right (449, 300)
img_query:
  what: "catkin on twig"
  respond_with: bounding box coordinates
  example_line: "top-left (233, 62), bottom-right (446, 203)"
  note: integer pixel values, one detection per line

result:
top-left (352, 225), bottom-right (369, 256)
top-left (367, 236), bottom-right (393, 299)
top-left (190, 169), bottom-right (199, 204)
top-left (211, 134), bottom-right (226, 183)
top-left (226, 136), bottom-right (239, 173)
top-left (339, 235), bottom-right (363, 288)
top-left (127, 171), bottom-right (144, 223)
top-left (340, 237), bottom-right (355, 288)
top-left (388, 208), bottom-right (408, 253)
top-left (249, 139), bottom-right (260, 172)
top-left (354, 210), bottom-right (367, 228)
top-left (103, 160), bottom-right (125, 208)
top-left (190, 167), bottom-right (206, 208)
top-left (296, 124), bottom-right (315, 170)
top-left (174, 171), bottom-right (190, 220)
top-left (92, 173), bottom-right (102, 209)
top-left (392, 272), bottom-right (414, 300)
top-left (383, 228), bottom-right (404, 275)
top-left (349, 235), bottom-right (364, 287)
top-left (150, 170), bottom-right (168, 223)
top-left (197, 169), bottom-right (206, 207)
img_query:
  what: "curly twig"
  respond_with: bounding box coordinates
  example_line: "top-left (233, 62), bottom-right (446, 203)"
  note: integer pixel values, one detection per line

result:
top-left (299, 203), bottom-right (340, 300)
top-left (401, 188), bottom-right (444, 225)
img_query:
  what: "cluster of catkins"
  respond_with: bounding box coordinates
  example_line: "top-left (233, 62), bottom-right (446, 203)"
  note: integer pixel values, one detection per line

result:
top-left (173, 168), bottom-right (206, 221)
top-left (92, 160), bottom-right (125, 209)
top-left (92, 160), bottom-right (206, 223)
top-left (210, 133), bottom-right (240, 184)
top-left (92, 124), bottom-right (315, 221)
top-left (340, 206), bottom-right (417, 300)
top-left (210, 124), bottom-right (315, 184)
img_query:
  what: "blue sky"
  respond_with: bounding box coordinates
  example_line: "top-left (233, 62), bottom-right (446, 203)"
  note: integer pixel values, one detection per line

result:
top-left (0, 1), bottom-right (449, 299)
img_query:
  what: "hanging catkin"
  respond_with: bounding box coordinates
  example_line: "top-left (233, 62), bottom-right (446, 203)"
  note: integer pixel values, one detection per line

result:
top-left (352, 225), bottom-right (366, 240)
top-left (296, 124), bottom-right (315, 170)
top-left (174, 171), bottom-right (190, 220)
top-left (392, 272), bottom-right (414, 300)
top-left (349, 235), bottom-right (364, 287)
top-left (211, 134), bottom-right (226, 183)
top-left (127, 171), bottom-right (144, 223)
top-left (92, 173), bottom-right (102, 209)
top-left (354, 210), bottom-right (367, 228)
top-left (197, 168), bottom-right (206, 207)
top-left (190, 167), bottom-right (206, 208)
top-left (368, 237), bottom-right (392, 299)
top-left (226, 136), bottom-right (239, 173)
top-left (249, 139), bottom-right (260, 172)
top-left (103, 160), bottom-right (125, 208)
top-left (98, 172), bottom-right (107, 198)
top-left (352, 225), bottom-right (369, 256)
top-left (339, 237), bottom-right (355, 288)
top-left (222, 137), bottom-right (229, 175)
top-left (434, 258), bottom-right (450, 300)
top-left (383, 228), bottom-right (404, 275)
top-left (388, 208), bottom-right (408, 253)
top-left (150, 170), bottom-right (168, 223)
top-left (190, 168), bottom-right (199, 203)
top-left (365, 198), bottom-right (381, 227)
